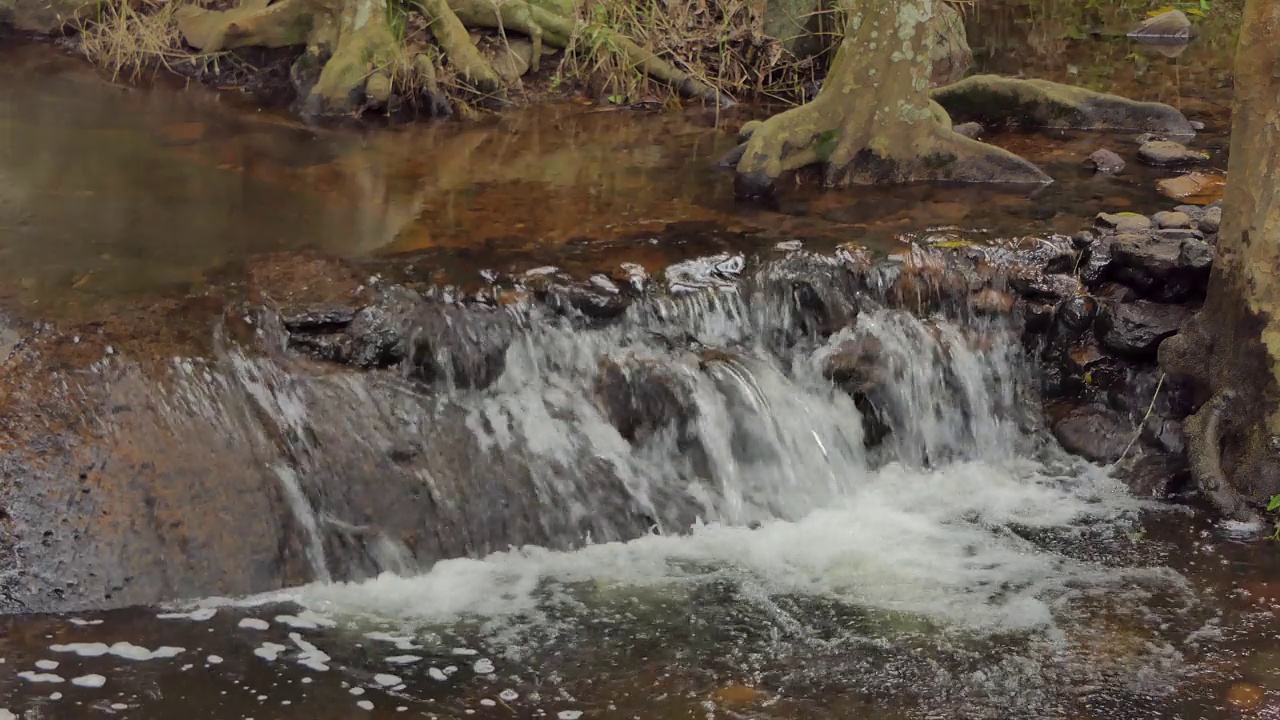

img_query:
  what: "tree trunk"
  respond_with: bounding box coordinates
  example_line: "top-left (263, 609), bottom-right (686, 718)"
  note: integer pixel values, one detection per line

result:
top-left (731, 0), bottom-right (1050, 199)
top-left (1159, 0), bottom-right (1280, 519)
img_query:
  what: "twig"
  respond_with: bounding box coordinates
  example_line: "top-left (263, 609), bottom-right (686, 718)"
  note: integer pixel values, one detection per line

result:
top-left (1114, 372), bottom-right (1165, 467)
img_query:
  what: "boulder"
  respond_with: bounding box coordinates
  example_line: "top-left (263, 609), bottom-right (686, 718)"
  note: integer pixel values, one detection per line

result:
top-left (1108, 232), bottom-right (1212, 301)
top-left (1096, 300), bottom-right (1190, 359)
top-left (1137, 140), bottom-right (1208, 167)
top-left (1052, 405), bottom-right (1130, 463)
top-left (593, 355), bottom-right (696, 444)
top-left (1087, 149), bottom-right (1126, 174)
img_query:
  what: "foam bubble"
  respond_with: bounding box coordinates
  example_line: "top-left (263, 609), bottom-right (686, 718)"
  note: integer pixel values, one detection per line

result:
top-left (35, 660), bottom-right (58, 670)
top-left (71, 674), bottom-right (107, 688)
top-left (373, 674), bottom-right (401, 687)
top-left (18, 672), bottom-right (64, 683)
top-left (274, 611), bottom-right (337, 629)
top-left (384, 655), bottom-right (422, 665)
top-left (239, 618), bottom-right (271, 631)
top-left (357, 700), bottom-right (374, 711)
top-left (157, 608), bottom-right (217, 621)
top-left (254, 642), bottom-right (289, 661)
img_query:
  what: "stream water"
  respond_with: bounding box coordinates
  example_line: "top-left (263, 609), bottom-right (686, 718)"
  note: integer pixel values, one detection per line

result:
top-left (3, 1), bottom-right (1277, 719)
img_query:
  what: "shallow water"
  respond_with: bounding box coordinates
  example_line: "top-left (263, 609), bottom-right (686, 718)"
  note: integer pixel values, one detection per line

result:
top-left (1, 1), bottom-right (1274, 719)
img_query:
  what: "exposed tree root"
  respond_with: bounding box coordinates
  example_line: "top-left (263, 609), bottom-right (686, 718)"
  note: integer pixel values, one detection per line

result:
top-left (932, 75), bottom-right (1197, 135)
top-left (1184, 390), bottom-right (1260, 522)
top-left (730, 0), bottom-right (1050, 199)
top-left (176, 0), bottom-right (732, 115)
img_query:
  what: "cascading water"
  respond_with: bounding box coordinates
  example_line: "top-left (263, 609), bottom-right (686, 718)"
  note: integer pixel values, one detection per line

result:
top-left (76, 253), bottom-right (1211, 719)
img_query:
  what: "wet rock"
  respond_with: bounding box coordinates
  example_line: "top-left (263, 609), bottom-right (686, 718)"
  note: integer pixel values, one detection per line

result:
top-left (822, 331), bottom-right (886, 392)
top-left (593, 355), bottom-right (695, 444)
top-left (402, 304), bottom-right (514, 390)
top-left (1109, 233), bottom-right (1211, 301)
top-left (1044, 295), bottom-right (1099, 354)
top-left (1118, 453), bottom-right (1190, 498)
top-left (665, 253), bottom-right (746, 294)
top-left (1010, 273), bottom-right (1081, 303)
top-left (280, 306), bottom-right (358, 333)
top-left (538, 279), bottom-right (632, 321)
top-left (1087, 149), bottom-right (1126, 174)
top-left (755, 253), bottom-right (860, 340)
top-left (1096, 212), bottom-right (1152, 232)
top-left (1094, 281), bottom-right (1139, 303)
top-left (972, 288), bottom-right (1015, 314)
top-left (1152, 211), bottom-right (1192, 229)
top-left (1128, 9), bottom-right (1195, 41)
top-left (1080, 238), bottom-right (1113, 287)
top-left (1200, 205), bottom-right (1223, 234)
top-left (1072, 230), bottom-right (1096, 250)
top-left (1022, 302), bottom-right (1056, 335)
top-left (1052, 404), bottom-right (1130, 463)
top-left (953, 122), bottom-right (983, 139)
top-left (1141, 416), bottom-right (1186, 455)
top-left (1158, 228), bottom-right (1206, 243)
top-left (1137, 140), bottom-right (1208, 167)
top-left (1156, 171), bottom-right (1225, 204)
top-left (1096, 300), bottom-right (1190, 359)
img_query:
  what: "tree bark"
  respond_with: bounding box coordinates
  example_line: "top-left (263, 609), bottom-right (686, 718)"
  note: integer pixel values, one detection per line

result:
top-left (1158, 0), bottom-right (1280, 519)
top-left (731, 0), bottom-right (1051, 199)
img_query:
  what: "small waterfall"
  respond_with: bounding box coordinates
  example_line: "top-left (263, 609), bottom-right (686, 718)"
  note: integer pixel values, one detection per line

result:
top-left (150, 252), bottom-right (1049, 588)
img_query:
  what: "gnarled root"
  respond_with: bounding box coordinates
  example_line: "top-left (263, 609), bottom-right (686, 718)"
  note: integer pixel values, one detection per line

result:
top-left (446, 0), bottom-right (732, 107)
top-left (730, 0), bottom-right (1049, 199)
top-left (1184, 390), bottom-right (1260, 522)
top-left (179, 0), bottom-right (450, 115)
top-left (932, 75), bottom-right (1196, 135)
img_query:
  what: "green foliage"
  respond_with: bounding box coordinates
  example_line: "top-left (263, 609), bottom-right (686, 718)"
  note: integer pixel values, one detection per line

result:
top-left (1269, 494), bottom-right (1280, 541)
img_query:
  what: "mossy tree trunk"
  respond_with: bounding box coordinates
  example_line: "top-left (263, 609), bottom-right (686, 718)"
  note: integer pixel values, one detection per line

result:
top-left (1159, 0), bottom-right (1280, 520)
top-left (731, 0), bottom-right (1050, 198)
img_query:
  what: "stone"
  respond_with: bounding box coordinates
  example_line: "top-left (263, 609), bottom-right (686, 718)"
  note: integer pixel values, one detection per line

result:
top-left (952, 122), bottom-right (983, 139)
top-left (1052, 405), bottom-right (1130, 463)
top-left (1087, 149), bottom-right (1125, 174)
top-left (1080, 239), bottom-right (1113, 287)
top-left (1159, 228), bottom-right (1206, 242)
top-left (1071, 230), bottom-right (1096, 250)
top-left (1096, 212), bottom-right (1152, 232)
top-left (1156, 172), bottom-right (1226, 204)
top-left (593, 356), bottom-right (695, 444)
top-left (1152, 211), bottom-right (1192, 229)
top-left (1009, 273), bottom-right (1081, 303)
top-left (1044, 295), bottom-right (1099, 353)
top-left (1226, 683), bottom-right (1265, 710)
top-left (1096, 300), bottom-right (1190, 359)
top-left (1137, 140), bottom-right (1208, 167)
top-left (822, 332), bottom-right (886, 392)
top-left (1109, 233), bottom-right (1211, 301)
top-left (1118, 453), bottom-right (1190, 498)
top-left (1200, 205), bottom-right (1223, 234)
top-left (1128, 9), bottom-right (1195, 41)
top-left (972, 288), bottom-right (1015, 314)
top-left (489, 39), bottom-right (535, 85)
top-left (1141, 416), bottom-right (1186, 455)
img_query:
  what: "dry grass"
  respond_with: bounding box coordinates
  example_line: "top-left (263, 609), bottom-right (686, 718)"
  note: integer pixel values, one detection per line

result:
top-left (78, 0), bottom-right (227, 81)
top-left (556, 0), bottom-right (839, 107)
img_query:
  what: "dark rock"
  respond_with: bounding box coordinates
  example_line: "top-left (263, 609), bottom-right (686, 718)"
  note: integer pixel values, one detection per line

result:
top-left (972, 288), bottom-right (1016, 314)
top-left (1010, 273), bottom-right (1081, 303)
top-left (594, 355), bottom-right (696, 443)
top-left (1159, 228), bottom-right (1206, 242)
top-left (1179, 238), bottom-right (1214, 271)
top-left (1093, 282), bottom-right (1138, 303)
top-left (1022, 302), bottom-right (1055, 335)
top-left (1052, 404), bottom-right (1130, 463)
top-left (1118, 453), bottom-right (1191, 498)
top-left (953, 122), bottom-right (983, 139)
top-left (344, 287), bottom-right (423, 368)
top-left (1096, 300), bottom-right (1190, 359)
top-left (1153, 210), bottom-right (1193, 229)
top-left (1200, 205), bottom-right (1223, 234)
top-left (1096, 212), bottom-right (1152, 231)
top-left (1072, 230), bottom-right (1096, 250)
top-left (280, 306), bottom-right (359, 332)
top-left (1174, 204), bottom-right (1205, 219)
top-left (1109, 232), bottom-right (1211, 301)
top-left (1142, 416), bottom-right (1187, 455)
top-left (1044, 295), bottom-right (1098, 354)
top-left (1137, 140), bottom-right (1208, 167)
top-left (402, 305), bottom-right (514, 389)
top-left (1080, 238), bottom-right (1113, 287)
top-left (1087, 149), bottom-right (1126, 174)
top-left (822, 331), bottom-right (886, 392)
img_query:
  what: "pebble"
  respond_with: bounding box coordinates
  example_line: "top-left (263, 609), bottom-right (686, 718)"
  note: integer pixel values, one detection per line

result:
top-left (1227, 682), bottom-right (1265, 710)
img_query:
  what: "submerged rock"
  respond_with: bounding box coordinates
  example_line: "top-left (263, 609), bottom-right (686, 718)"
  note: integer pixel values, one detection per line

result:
top-left (1087, 149), bottom-right (1126, 174)
top-left (1137, 140), bottom-right (1208, 167)
top-left (1156, 172), bottom-right (1226, 204)
top-left (1096, 300), bottom-right (1190, 359)
top-left (1096, 212), bottom-right (1152, 232)
top-left (1052, 405), bottom-right (1130, 463)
